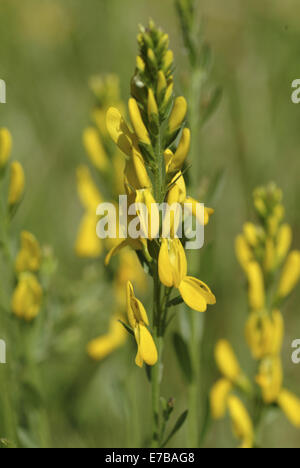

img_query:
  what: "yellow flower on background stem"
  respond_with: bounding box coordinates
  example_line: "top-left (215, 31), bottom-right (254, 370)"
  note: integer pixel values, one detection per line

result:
top-left (277, 389), bottom-right (300, 428)
top-left (158, 238), bottom-right (216, 312)
top-left (256, 356), bottom-right (283, 404)
top-left (246, 261), bottom-right (265, 311)
top-left (127, 281), bottom-right (157, 368)
top-left (76, 212), bottom-right (103, 258)
top-left (243, 222), bottom-right (258, 248)
top-left (8, 161), bottom-right (25, 206)
top-left (12, 273), bottom-right (43, 321)
top-left (210, 378), bottom-right (233, 420)
top-left (83, 127), bottom-right (109, 172)
top-left (0, 127), bottom-right (12, 169)
top-left (276, 224), bottom-right (292, 265)
top-left (245, 310), bottom-right (284, 360)
top-left (277, 250), bottom-right (300, 300)
top-left (15, 231), bottom-right (41, 273)
top-left (215, 340), bottom-right (242, 383)
top-left (227, 395), bottom-right (254, 449)
top-left (87, 315), bottom-right (127, 361)
top-left (235, 234), bottom-right (253, 272)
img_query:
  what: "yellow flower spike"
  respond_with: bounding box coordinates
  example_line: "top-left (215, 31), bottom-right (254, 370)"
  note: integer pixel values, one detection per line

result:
top-left (128, 98), bottom-right (151, 145)
top-left (278, 389), bottom-right (300, 428)
top-left (235, 235), bottom-right (253, 272)
top-left (215, 340), bottom-right (241, 383)
top-left (277, 250), bottom-right (300, 299)
top-left (12, 273), bottom-right (43, 321)
top-left (210, 378), bottom-right (233, 420)
top-left (135, 188), bottom-right (160, 240)
top-left (75, 212), bottom-right (103, 258)
top-left (157, 71), bottom-right (167, 96)
top-left (126, 281), bottom-right (157, 367)
top-left (168, 97), bottom-right (187, 134)
top-left (159, 238), bottom-right (187, 288)
top-left (0, 127), bottom-right (12, 169)
top-left (227, 395), bottom-right (254, 449)
top-left (136, 56), bottom-right (145, 73)
top-left (168, 128), bottom-right (191, 173)
top-left (15, 231), bottom-right (41, 273)
top-left (106, 106), bottom-right (133, 157)
top-left (83, 127), bottom-right (109, 172)
top-left (178, 276), bottom-right (216, 312)
top-left (163, 50), bottom-right (174, 70)
top-left (276, 224), bottom-right (292, 264)
top-left (243, 223), bottom-right (257, 248)
top-left (246, 261), bottom-right (265, 311)
top-left (8, 161), bottom-right (25, 206)
top-left (256, 356), bottom-right (283, 404)
top-left (77, 165), bottom-right (103, 212)
top-left (148, 88), bottom-right (159, 121)
top-left (264, 237), bottom-right (276, 272)
top-left (87, 315), bottom-right (127, 361)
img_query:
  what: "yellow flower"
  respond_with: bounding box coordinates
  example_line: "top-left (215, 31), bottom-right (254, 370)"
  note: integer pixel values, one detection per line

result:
top-left (158, 238), bottom-right (216, 312)
top-left (235, 235), bottom-right (253, 272)
top-left (163, 49), bottom-right (174, 71)
top-left (87, 315), bottom-right (127, 361)
top-left (83, 127), bottom-right (109, 172)
top-left (246, 261), bottom-right (265, 311)
top-left (135, 189), bottom-right (160, 240)
top-left (8, 161), bottom-right (25, 206)
top-left (243, 223), bottom-right (258, 248)
top-left (77, 165), bottom-right (103, 212)
top-left (227, 395), bottom-right (254, 449)
top-left (157, 70), bottom-right (167, 96)
top-left (168, 97), bottom-right (187, 134)
top-left (210, 378), bottom-right (233, 419)
top-left (126, 281), bottom-right (157, 367)
top-left (245, 310), bottom-right (284, 360)
top-left (75, 212), bottom-right (103, 258)
top-left (167, 128), bottom-right (191, 173)
top-left (12, 273), bottom-right (43, 321)
top-left (215, 340), bottom-right (242, 383)
top-left (276, 224), bottom-right (292, 265)
top-left (277, 389), bottom-right (300, 428)
top-left (136, 55), bottom-right (145, 73)
top-left (277, 250), bottom-right (300, 299)
top-left (15, 231), bottom-right (41, 273)
top-left (125, 146), bottom-right (151, 190)
top-left (0, 127), bottom-right (12, 169)
top-left (128, 98), bottom-right (151, 145)
top-left (106, 106), bottom-right (134, 157)
top-left (185, 197), bottom-right (214, 227)
top-left (147, 88), bottom-right (159, 121)
top-left (256, 356), bottom-right (283, 404)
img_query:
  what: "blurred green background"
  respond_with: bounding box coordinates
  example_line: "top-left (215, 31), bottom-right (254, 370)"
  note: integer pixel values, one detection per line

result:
top-left (0, 0), bottom-right (300, 448)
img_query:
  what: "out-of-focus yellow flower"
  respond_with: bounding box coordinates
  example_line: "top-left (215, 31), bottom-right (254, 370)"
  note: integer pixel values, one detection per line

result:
top-left (8, 161), bottom-right (25, 206)
top-left (264, 237), bottom-right (276, 272)
top-left (83, 127), bottom-right (109, 172)
top-left (75, 212), bottom-right (103, 258)
top-left (157, 70), bottom-right (167, 96)
top-left (168, 97), bottom-right (187, 134)
top-left (87, 315), bottom-right (127, 360)
top-left (128, 98), bottom-right (150, 145)
top-left (15, 231), bottom-right (41, 273)
top-left (158, 238), bottom-right (216, 312)
top-left (277, 389), bottom-right (300, 428)
top-left (215, 340), bottom-right (242, 383)
top-left (227, 395), bottom-right (254, 449)
top-left (235, 235), bottom-right (253, 272)
top-left (277, 251), bottom-right (300, 300)
top-left (12, 273), bottom-right (43, 321)
top-left (246, 261), bottom-right (265, 311)
top-left (243, 223), bottom-right (258, 248)
top-left (0, 127), bottom-right (12, 169)
top-left (185, 197), bottom-right (214, 227)
top-left (256, 356), bottom-right (283, 404)
top-left (210, 378), bottom-right (233, 419)
top-left (163, 49), bottom-right (174, 71)
top-left (77, 165), bottom-right (103, 212)
top-left (245, 310), bottom-right (284, 360)
top-left (276, 224), bottom-right (292, 265)
top-left (127, 281), bottom-right (157, 368)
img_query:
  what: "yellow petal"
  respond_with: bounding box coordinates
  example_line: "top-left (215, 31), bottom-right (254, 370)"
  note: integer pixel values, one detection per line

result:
top-left (0, 127), bottom-right (12, 168)
top-left (15, 231), bottom-right (41, 273)
top-left (168, 128), bottom-right (190, 173)
top-left (243, 223), bottom-right (257, 247)
top-left (168, 97), bottom-right (187, 133)
top-left (215, 340), bottom-right (241, 382)
top-left (135, 323), bottom-right (158, 367)
top-left (277, 250), bottom-right (300, 299)
top-left (127, 281), bottom-right (149, 329)
top-left (179, 276), bottom-right (216, 312)
top-left (8, 161), bottom-right (25, 206)
top-left (185, 197), bottom-right (212, 226)
top-left (83, 127), bottom-right (109, 172)
top-left (128, 98), bottom-right (150, 145)
top-left (246, 261), bottom-right (265, 310)
top-left (278, 389), bottom-right (300, 427)
top-left (256, 356), bottom-right (283, 404)
top-left (148, 88), bottom-right (158, 120)
top-left (210, 378), bottom-right (233, 419)
top-left (157, 70), bottom-right (167, 96)
top-left (235, 234), bottom-right (253, 272)
top-left (106, 107), bottom-right (133, 157)
top-left (158, 239), bottom-right (174, 287)
top-left (276, 224), bottom-right (292, 264)
top-left (227, 395), bottom-right (254, 449)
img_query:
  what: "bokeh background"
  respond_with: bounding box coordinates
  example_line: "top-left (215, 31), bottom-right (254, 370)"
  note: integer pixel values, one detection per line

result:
top-left (0, 0), bottom-right (299, 448)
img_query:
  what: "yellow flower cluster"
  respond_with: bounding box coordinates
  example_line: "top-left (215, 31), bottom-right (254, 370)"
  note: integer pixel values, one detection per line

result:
top-left (75, 75), bottom-right (147, 361)
top-left (0, 128), bottom-right (25, 208)
top-left (105, 21), bottom-right (216, 367)
top-left (211, 183), bottom-right (300, 448)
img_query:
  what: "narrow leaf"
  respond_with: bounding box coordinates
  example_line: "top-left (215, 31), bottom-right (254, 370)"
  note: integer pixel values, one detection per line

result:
top-left (161, 410), bottom-right (188, 448)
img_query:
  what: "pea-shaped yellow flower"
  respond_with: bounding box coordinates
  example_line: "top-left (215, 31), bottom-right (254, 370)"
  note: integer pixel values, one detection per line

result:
top-left (15, 231), bottom-right (41, 273)
top-left (87, 315), bottom-right (127, 361)
top-left (0, 127), bottom-right (12, 169)
top-left (126, 281), bottom-right (157, 368)
top-left (227, 395), bottom-right (254, 449)
top-left (12, 273), bottom-right (43, 321)
top-left (8, 161), bottom-right (25, 206)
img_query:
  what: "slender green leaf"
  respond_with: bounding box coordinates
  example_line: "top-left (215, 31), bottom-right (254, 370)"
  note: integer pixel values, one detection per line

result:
top-left (161, 410), bottom-right (188, 448)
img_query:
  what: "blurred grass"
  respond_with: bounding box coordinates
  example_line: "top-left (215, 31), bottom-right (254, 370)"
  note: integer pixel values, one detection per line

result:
top-left (0, 0), bottom-right (299, 448)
